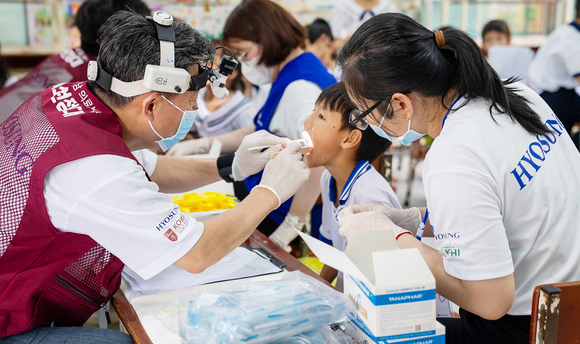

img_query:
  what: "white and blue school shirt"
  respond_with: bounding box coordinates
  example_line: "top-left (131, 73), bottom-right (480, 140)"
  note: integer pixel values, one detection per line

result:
top-left (529, 22), bottom-right (580, 94)
top-left (319, 160), bottom-right (401, 251)
top-left (193, 88), bottom-right (255, 137)
top-left (423, 82), bottom-right (580, 315)
top-left (330, 0), bottom-right (399, 41)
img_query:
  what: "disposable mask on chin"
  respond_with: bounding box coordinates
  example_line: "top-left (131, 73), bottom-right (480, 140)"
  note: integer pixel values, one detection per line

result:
top-left (149, 95), bottom-right (198, 152)
top-left (240, 55), bottom-right (274, 85)
top-left (377, 117), bottom-right (426, 145)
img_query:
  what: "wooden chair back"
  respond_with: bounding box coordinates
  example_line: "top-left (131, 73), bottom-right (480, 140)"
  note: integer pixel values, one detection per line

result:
top-left (530, 281), bottom-right (580, 344)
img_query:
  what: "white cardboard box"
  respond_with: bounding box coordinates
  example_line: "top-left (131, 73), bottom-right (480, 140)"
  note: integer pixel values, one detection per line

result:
top-left (296, 229), bottom-right (438, 341)
top-left (345, 318), bottom-right (446, 344)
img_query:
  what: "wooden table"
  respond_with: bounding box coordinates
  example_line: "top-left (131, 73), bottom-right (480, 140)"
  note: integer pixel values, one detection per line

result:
top-left (112, 230), bottom-right (331, 344)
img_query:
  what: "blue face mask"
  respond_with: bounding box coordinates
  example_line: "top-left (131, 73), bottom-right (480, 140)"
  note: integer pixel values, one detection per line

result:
top-left (371, 115), bottom-right (425, 145)
top-left (149, 95), bottom-right (197, 152)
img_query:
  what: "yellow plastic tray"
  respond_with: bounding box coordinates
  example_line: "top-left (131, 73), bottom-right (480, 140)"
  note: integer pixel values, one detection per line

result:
top-left (172, 192), bottom-right (239, 214)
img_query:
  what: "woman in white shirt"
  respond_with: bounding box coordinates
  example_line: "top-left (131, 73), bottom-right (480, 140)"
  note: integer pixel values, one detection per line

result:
top-left (337, 13), bottom-right (580, 344)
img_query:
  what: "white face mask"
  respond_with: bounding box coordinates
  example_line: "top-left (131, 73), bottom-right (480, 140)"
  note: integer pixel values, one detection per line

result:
top-left (240, 55), bottom-right (274, 85)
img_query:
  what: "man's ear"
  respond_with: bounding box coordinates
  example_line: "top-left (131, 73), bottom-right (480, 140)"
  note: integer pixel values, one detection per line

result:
top-left (341, 129), bottom-right (362, 149)
top-left (141, 93), bottom-right (159, 122)
top-left (391, 92), bottom-right (414, 120)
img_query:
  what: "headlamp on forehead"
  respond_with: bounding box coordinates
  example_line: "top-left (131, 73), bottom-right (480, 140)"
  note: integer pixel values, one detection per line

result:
top-left (87, 11), bottom-right (238, 99)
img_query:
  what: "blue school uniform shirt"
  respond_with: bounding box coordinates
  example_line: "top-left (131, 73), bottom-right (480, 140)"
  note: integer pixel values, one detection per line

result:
top-left (244, 52), bottom-right (336, 225)
top-left (319, 160), bottom-right (401, 250)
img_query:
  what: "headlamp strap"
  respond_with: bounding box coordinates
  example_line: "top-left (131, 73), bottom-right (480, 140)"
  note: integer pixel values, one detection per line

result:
top-left (149, 12), bottom-right (176, 68)
top-left (95, 56), bottom-right (112, 91)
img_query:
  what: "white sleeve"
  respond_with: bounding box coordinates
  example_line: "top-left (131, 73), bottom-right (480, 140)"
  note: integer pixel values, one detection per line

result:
top-left (561, 40), bottom-right (580, 77)
top-left (131, 149), bottom-right (158, 176)
top-left (424, 150), bottom-right (514, 281)
top-left (269, 80), bottom-right (322, 140)
top-left (44, 155), bottom-right (204, 280)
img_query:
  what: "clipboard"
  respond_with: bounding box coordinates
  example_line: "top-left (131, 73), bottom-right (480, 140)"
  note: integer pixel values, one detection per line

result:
top-left (123, 247), bottom-right (285, 294)
top-left (242, 246), bottom-right (286, 270)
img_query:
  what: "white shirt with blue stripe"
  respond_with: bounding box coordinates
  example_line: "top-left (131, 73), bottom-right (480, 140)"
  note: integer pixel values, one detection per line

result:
top-left (319, 160), bottom-right (401, 251)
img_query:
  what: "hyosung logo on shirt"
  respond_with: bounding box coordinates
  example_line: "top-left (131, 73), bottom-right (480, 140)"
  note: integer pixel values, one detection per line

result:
top-left (156, 205), bottom-right (188, 242)
top-left (510, 114), bottom-right (565, 190)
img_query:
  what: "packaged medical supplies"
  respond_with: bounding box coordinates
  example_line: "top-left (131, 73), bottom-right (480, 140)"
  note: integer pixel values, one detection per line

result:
top-left (156, 271), bottom-right (355, 344)
top-left (171, 192), bottom-right (238, 213)
top-left (296, 229), bottom-right (445, 344)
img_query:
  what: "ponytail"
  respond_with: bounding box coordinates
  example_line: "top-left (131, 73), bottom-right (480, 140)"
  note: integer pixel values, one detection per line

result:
top-left (337, 13), bottom-right (549, 136)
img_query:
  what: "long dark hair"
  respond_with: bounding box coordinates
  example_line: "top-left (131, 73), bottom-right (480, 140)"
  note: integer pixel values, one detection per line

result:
top-left (337, 13), bottom-right (549, 136)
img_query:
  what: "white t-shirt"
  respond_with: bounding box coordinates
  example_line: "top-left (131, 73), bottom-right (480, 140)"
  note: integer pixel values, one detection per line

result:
top-left (319, 160), bottom-right (401, 251)
top-left (268, 80), bottom-right (322, 140)
top-left (193, 88), bottom-right (255, 137)
top-left (529, 23), bottom-right (580, 94)
top-left (330, 0), bottom-right (399, 40)
top-left (423, 83), bottom-right (580, 315)
top-left (43, 149), bottom-right (205, 280)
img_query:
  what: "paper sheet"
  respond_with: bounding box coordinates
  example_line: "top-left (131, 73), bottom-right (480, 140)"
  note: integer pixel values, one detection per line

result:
top-left (122, 247), bottom-right (283, 294)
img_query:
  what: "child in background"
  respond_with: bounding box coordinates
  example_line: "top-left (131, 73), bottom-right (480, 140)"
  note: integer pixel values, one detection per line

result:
top-left (481, 20), bottom-right (511, 56)
top-left (166, 48), bottom-right (256, 155)
top-left (305, 18), bottom-right (335, 71)
top-left (303, 83), bottom-right (401, 290)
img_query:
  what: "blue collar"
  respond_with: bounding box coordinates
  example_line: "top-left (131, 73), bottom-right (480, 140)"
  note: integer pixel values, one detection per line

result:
top-left (329, 160), bottom-right (372, 205)
top-left (570, 21), bottom-right (580, 32)
top-left (441, 95), bottom-right (464, 130)
top-left (360, 10), bottom-right (375, 20)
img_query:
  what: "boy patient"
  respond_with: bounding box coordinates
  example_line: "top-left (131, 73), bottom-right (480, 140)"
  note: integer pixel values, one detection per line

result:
top-left (303, 83), bottom-right (401, 291)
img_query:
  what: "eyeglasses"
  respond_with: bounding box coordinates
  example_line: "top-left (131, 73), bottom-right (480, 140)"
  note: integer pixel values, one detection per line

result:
top-left (237, 43), bottom-right (255, 62)
top-left (349, 99), bottom-right (390, 130)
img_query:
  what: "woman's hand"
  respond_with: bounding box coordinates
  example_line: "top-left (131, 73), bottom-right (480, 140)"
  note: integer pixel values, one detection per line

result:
top-left (338, 204), bottom-right (422, 235)
top-left (166, 137), bottom-right (210, 156)
top-left (338, 211), bottom-right (411, 240)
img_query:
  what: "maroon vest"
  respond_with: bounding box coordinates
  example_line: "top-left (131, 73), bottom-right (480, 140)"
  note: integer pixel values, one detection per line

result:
top-left (0, 81), bottom-right (138, 336)
top-left (0, 48), bottom-right (92, 123)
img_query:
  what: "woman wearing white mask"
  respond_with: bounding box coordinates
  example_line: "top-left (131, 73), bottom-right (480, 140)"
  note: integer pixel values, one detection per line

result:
top-left (336, 13), bottom-right (580, 344)
top-left (169, 0), bottom-right (335, 244)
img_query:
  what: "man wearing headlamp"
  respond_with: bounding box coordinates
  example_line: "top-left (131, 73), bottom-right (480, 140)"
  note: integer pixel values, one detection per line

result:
top-left (0, 11), bottom-right (309, 343)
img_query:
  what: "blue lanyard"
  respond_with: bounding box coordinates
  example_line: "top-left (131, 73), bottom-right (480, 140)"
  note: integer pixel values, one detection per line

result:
top-left (416, 95), bottom-right (463, 241)
top-left (441, 95), bottom-right (464, 130)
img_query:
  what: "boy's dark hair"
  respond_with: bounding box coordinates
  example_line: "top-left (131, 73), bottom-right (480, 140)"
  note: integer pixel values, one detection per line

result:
top-left (74, 0), bottom-right (151, 57)
top-left (316, 83), bottom-right (391, 162)
top-left (482, 20), bottom-right (511, 39)
top-left (307, 18), bottom-right (333, 43)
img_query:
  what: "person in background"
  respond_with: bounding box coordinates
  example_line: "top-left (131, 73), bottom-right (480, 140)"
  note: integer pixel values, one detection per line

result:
top-left (305, 18), bottom-right (335, 71)
top-left (481, 19), bottom-right (511, 57)
top-left (166, 0), bottom-right (336, 251)
top-left (0, 46), bottom-right (18, 90)
top-left (330, 0), bottom-right (398, 51)
top-left (68, 25), bottom-right (82, 49)
top-left (303, 83), bottom-right (399, 290)
top-left (0, 0), bottom-right (151, 123)
top-left (166, 46), bottom-right (255, 154)
top-left (528, 0), bottom-right (580, 141)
